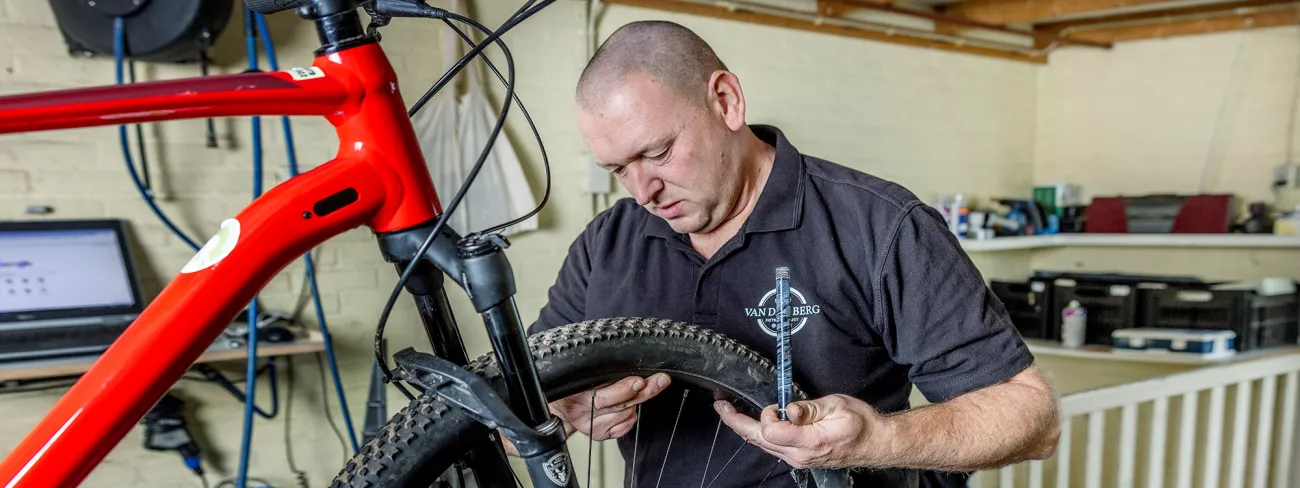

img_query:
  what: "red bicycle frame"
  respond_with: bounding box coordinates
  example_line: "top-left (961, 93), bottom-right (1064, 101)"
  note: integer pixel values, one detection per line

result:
top-left (0, 41), bottom-right (441, 487)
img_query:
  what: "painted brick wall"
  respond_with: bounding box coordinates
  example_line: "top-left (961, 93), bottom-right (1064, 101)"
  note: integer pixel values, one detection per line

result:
top-left (0, 1), bottom-right (1037, 486)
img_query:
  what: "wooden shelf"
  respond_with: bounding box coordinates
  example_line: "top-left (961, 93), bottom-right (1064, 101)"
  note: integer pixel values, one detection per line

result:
top-left (1024, 339), bottom-right (1300, 365)
top-left (960, 234), bottom-right (1300, 252)
top-left (0, 331), bottom-right (325, 382)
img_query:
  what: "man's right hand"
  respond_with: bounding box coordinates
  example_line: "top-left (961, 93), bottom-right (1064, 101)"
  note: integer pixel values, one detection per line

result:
top-left (551, 373), bottom-right (672, 441)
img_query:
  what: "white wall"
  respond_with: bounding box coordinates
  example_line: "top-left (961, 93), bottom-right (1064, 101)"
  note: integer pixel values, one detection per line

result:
top-left (1033, 26), bottom-right (1300, 282)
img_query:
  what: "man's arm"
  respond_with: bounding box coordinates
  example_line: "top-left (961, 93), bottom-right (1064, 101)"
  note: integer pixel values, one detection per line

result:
top-left (715, 364), bottom-right (1059, 471)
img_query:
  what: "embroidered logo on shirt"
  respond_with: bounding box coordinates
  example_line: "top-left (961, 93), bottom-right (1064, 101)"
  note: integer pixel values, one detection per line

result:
top-left (745, 287), bottom-right (821, 336)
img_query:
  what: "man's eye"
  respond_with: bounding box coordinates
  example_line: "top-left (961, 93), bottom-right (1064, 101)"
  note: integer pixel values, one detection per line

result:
top-left (644, 150), bottom-right (668, 162)
top-left (610, 166), bottom-right (626, 176)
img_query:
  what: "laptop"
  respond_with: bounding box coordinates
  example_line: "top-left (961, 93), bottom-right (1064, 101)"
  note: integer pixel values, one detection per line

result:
top-left (0, 219), bottom-right (146, 362)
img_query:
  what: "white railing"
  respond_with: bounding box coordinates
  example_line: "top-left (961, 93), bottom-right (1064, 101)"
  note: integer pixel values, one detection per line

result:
top-left (972, 351), bottom-right (1300, 488)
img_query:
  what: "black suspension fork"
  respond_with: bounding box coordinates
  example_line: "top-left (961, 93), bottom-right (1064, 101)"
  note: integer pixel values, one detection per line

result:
top-left (377, 222), bottom-right (578, 488)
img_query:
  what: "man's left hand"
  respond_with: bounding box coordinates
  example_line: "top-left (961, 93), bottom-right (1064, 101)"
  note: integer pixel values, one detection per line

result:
top-left (713, 394), bottom-right (886, 469)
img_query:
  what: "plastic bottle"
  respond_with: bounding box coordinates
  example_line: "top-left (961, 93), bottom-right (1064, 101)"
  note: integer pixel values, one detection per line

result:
top-left (1061, 300), bottom-right (1087, 348)
top-left (951, 193), bottom-right (967, 237)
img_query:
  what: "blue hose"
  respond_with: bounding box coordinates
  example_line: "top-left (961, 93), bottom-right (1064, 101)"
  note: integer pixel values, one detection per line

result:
top-left (255, 13), bottom-right (360, 453)
top-left (235, 10), bottom-right (263, 488)
top-left (113, 18), bottom-right (201, 252)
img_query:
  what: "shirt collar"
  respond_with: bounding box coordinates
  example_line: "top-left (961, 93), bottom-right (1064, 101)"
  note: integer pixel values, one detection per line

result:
top-left (642, 124), bottom-right (805, 240)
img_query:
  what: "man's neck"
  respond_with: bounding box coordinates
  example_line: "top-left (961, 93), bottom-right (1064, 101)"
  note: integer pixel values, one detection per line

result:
top-left (689, 128), bottom-right (777, 259)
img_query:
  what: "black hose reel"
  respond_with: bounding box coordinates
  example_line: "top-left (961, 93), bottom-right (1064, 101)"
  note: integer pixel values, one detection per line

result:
top-left (48, 0), bottom-right (235, 62)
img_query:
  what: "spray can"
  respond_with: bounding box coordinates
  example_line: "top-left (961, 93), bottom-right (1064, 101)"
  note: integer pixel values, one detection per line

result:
top-left (1061, 300), bottom-right (1087, 348)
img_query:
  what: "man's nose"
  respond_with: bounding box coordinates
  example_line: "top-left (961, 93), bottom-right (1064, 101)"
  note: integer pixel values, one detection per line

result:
top-left (626, 166), bottom-right (663, 207)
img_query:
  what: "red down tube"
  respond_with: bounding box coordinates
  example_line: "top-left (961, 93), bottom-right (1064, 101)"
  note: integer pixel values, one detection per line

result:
top-left (0, 43), bottom-right (442, 486)
top-left (0, 156), bottom-right (388, 487)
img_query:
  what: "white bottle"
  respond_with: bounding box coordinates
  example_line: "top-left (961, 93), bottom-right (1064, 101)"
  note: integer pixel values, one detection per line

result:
top-left (1061, 300), bottom-right (1087, 349)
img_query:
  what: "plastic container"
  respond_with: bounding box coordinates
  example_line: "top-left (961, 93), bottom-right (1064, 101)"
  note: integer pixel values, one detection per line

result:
top-left (991, 278), bottom-right (1054, 340)
top-left (1061, 300), bottom-right (1087, 348)
top-left (1111, 328), bottom-right (1236, 358)
top-left (1139, 282), bottom-right (1298, 352)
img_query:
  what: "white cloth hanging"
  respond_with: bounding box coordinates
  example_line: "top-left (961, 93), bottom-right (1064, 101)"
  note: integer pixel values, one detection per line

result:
top-left (410, 0), bottom-right (538, 236)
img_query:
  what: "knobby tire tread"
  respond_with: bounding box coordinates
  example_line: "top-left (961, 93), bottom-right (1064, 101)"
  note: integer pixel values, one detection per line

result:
top-left (331, 317), bottom-right (807, 488)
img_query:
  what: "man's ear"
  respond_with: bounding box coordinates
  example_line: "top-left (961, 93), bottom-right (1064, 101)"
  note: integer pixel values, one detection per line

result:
top-left (708, 70), bottom-right (746, 132)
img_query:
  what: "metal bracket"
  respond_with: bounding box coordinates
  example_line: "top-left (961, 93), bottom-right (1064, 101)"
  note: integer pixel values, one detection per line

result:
top-left (394, 348), bottom-right (564, 458)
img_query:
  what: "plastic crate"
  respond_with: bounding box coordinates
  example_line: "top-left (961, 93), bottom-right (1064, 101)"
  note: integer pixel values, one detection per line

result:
top-left (991, 278), bottom-right (1054, 340)
top-left (1139, 287), bottom-right (1299, 352)
top-left (1051, 278), bottom-right (1140, 346)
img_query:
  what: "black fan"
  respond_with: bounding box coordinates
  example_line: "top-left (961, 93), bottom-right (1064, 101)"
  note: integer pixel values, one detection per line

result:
top-left (48, 0), bottom-right (234, 63)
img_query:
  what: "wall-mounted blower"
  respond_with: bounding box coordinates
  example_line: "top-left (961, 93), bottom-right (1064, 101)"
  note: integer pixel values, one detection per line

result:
top-left (48, 0), bottom-right (234, 63)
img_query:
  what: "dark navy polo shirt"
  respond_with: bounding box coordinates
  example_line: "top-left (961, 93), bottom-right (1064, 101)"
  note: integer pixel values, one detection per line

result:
top-left (529, 125), bottom-right (1034, 487)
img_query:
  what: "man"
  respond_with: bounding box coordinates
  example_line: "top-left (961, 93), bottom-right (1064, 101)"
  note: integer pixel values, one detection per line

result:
top-left (527, 20), bottom-right (1060, 487)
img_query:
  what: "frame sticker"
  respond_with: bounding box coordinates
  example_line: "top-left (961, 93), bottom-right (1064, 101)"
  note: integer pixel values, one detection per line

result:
top-left (286, 66), bottom-right (325, 81)
top-left (181, 218), bottom-right (240, 274)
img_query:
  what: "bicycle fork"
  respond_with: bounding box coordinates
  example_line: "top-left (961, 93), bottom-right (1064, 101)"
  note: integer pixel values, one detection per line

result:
top-left (377, 222), bottom-right (579, 488)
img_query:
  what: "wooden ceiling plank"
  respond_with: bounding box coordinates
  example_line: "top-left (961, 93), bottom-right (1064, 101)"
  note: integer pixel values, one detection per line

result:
top-left (1065, 7), bottom-right (1300, 42)
top-left (601, 0), bottom-right (1048, 63)
top-left (943, 0), bottom-right (1186, 25)
top-left (824, 0), bottom-right (1114, 48)
top-left (1037, 0), bottom-right (1299, 30)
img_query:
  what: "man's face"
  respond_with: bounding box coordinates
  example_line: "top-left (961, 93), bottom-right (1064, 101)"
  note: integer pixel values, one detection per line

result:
top-left (577, 73), bottom-right (739, 235)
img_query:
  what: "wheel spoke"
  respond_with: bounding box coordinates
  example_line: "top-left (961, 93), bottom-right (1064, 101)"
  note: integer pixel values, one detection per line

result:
top-left (700, 417), bottom-right (722, 488)
top-left (587, 389), bottom-right (596, 488)
top-left (757, 459), bottom-right (781, 486)
top-left (654, 390), bottom-right (690, 488)
top-left (631, 404), bottom-right (641, 488)
top-left (704, 443), bottom-right (748, 488)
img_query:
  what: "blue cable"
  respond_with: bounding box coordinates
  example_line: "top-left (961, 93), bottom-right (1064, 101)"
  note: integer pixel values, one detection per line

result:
top-left (255, 12), bottom-right (361, 454)
top-left (236, 10), bottom-right (263, 488)
top-left (113, 18), bottom-right (201, 252)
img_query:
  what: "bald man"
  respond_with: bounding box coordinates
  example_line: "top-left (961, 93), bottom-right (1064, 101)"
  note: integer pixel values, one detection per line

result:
top-left (527, 20), bottom-right (1060, 487)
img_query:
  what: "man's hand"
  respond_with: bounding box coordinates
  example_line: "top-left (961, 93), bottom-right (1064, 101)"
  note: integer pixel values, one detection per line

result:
top-left (552, 373), bottom-right (672, 440)
top-left (713, 366), bottom-right (1059, 473)
top-left (714, 394), bottom-right (881, 469)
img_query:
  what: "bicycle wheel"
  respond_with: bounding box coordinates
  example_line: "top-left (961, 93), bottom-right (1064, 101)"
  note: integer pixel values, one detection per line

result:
top-left (331, 317), bottom-right (851, 488)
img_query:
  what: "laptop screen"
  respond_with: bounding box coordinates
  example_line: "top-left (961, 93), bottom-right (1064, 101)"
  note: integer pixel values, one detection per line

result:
top-left (0, 220), bottom-right (143, 322)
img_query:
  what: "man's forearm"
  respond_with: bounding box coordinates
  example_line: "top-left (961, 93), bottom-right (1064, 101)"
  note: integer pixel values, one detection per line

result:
top-left (866, 368), bottom-right (1060, 471)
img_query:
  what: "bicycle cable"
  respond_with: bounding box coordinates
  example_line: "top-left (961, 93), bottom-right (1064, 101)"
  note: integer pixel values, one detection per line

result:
top-left (374, 0), bottom-right (556, 400)
top-left (438, 12), bottom-right (552, 237)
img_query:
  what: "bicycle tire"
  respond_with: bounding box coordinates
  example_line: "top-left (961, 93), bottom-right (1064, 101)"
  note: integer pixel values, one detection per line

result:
top-left (244, 0), bottom-right (309, 14)
top-left (331, 317), bottom-right (847, 488)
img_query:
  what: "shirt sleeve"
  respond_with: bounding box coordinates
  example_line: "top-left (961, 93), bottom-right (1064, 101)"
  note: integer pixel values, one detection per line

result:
top-left (527, 213), bottom-right (608, 335)
top-left (873, 203), bottom-right (1035, 403)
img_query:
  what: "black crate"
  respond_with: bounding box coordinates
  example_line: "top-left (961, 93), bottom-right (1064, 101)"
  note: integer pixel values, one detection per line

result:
top-left (1139, 288), bottom-right (1299, 351)
top-left (1051, 279), bottom-right (1140, 346)
top-left (991, 279), bottom-right (1055, 340)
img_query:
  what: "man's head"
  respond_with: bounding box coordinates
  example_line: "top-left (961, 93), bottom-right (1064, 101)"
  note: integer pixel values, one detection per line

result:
top-left (576, 21), bottom-right (752, 235)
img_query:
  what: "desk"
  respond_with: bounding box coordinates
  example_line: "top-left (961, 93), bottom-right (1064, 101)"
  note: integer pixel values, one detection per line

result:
top-left (0, 331), bottom-right (326, 382)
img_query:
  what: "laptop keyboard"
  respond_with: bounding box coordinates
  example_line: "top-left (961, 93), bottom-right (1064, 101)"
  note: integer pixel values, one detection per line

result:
top-left (0, 322), bottom-right (130, 361)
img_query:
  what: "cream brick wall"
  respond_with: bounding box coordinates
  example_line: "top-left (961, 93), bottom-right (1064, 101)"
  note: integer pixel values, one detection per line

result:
top-left (0, 1), bottom-right (1037, 486)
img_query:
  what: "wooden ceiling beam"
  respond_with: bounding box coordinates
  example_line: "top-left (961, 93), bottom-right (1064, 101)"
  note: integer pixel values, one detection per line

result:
top-left (602, 0), bottom-right (1048, 63)
top-left (1063, 6), bottom-right (1300, 42)
top-left (1036, 0), bottom-right (1299, 30)
top-left (824, 0), bottom-right (1113, 48)
top-left (940, 0), bottom-right (1190, 25)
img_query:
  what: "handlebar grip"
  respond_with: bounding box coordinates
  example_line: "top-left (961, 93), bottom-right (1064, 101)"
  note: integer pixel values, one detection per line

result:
top-left (244, 0), bottom-right (311, 14)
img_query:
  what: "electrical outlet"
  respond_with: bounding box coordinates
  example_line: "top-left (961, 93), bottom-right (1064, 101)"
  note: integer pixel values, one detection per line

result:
top-left (585, 154), bottom-right (611, 195)
top-left (1275, 164), bottom-right (1300, 189)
